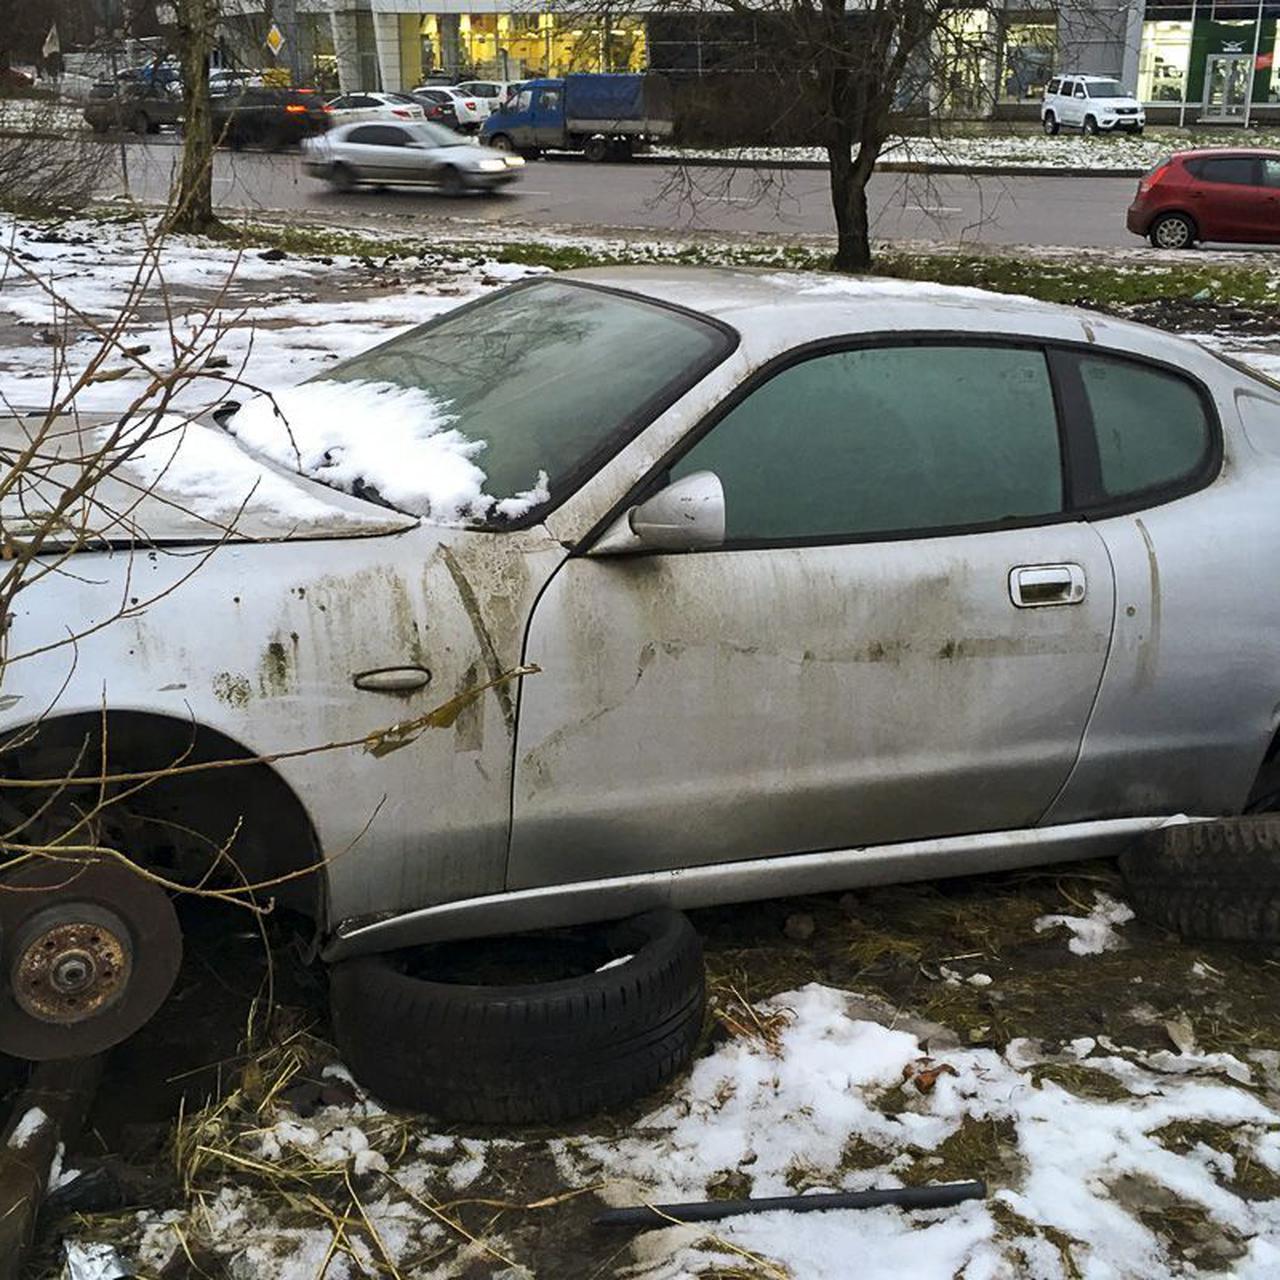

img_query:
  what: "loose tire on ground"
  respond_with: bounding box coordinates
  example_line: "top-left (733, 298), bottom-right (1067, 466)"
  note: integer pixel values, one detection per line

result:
top-left (330, 908), bottom-right (706, 1123)
top-left (1120, 815), bottom-right (1280, 942)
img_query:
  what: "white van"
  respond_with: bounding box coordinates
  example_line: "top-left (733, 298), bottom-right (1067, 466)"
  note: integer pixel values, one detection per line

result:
top-left (1042, 75), bottom-right (1145, 136)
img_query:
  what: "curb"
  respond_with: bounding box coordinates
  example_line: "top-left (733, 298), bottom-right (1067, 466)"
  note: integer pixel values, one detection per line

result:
top-left (634, 153), bottom-right (1146, 179)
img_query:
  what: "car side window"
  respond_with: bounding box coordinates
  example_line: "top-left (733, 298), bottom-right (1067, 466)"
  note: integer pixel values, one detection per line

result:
top-left (540, 88), bottom-right (562, 112)
top-left (1046, 77), bottom-right (1061, 95)
top-left (1196, 156), bottom-right (1258, 186)
top-left (347, 125), bottom-right (382, 144)
top-left (1070, 354), bottom-right (1212, 500)
top-left (1074, 83), bottom-right (1086, 98)
top-left (1262, 158), bottom-right (1280, 189)
top-left (668, 345), bottom-right (1063, 544)
top-left (515, 89), bottom-right (533, 112)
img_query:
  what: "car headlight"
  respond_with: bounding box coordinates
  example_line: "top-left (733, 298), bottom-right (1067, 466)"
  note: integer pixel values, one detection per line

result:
top-left (477, 158), bottom-right (507, 172)
top-left (503, 155), bottom-right (525, 168)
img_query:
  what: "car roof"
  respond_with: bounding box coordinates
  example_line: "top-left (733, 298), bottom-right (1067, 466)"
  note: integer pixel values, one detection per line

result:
top-left (554, 266), bottom-right (1217, 371)
top-left (1173, 147), bottom-right (1280, 159)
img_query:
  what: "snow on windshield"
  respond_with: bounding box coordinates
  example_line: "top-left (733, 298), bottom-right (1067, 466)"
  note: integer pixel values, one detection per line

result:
top-left (224, 379), bottom-right (549, 524)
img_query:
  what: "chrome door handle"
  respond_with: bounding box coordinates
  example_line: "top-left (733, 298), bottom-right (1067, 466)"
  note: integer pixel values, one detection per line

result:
top-left (1009, 564), bottom-right (1086, 608)
top-left (353, 665), bottom-right (431, 693)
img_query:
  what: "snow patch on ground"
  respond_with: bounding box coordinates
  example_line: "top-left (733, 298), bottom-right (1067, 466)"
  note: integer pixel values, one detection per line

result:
top-left (1035, 891), bottom-right (1136, 956)
top-left (7, 1105), bottom-right (48, 1148)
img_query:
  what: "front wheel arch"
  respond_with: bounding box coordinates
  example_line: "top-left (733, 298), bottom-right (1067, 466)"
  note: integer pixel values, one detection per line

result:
top-left (0, 710), bottom-right (325, 920)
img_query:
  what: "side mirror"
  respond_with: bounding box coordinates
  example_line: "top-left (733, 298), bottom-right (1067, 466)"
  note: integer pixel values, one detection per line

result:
top-left (590, 471), bottom-right (725, 556)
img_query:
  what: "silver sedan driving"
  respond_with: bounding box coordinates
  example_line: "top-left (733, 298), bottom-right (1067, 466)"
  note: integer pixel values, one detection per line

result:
top-left (300, 119), bottom-right (524, 194)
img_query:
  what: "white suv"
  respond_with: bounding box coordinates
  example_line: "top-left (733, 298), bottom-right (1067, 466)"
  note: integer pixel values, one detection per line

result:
top-left (1042, 75), bottom-right (1145, 136)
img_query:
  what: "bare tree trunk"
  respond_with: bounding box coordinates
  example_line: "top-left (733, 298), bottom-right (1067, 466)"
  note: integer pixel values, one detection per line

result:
top-left (827, 128), bottom-right (874, 273)
top-left (170, 0), bottom-right (220, 235)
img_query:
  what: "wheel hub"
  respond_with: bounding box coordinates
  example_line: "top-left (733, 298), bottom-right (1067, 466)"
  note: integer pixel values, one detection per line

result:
top-left (0, 857), bottom-right (181, 1059)
top-left (12, 912), bottom-right (132, 1024)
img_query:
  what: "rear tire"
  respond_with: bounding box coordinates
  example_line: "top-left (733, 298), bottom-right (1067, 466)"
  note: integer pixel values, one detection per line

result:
top-left (1121, 816), bottom-right (1280, 942)
top-left (1042, 112), bottom-right (1060, 136)
top-left (583, 135), bottom-right (609, 162)
top-left (1149, 211), bottom-right (1196, 250)
top-left (330, 909), bottom-right (706, 1123)
top-left (328, 162), bottom-right (357, 193)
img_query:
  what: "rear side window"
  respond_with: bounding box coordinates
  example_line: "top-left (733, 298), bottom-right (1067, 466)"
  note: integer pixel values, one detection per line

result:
top-left (1074, 355), bottom-right (1212, 500)
top-left (1193, 156), bottom-right (1257, 186)
top-left (1263, 157), bottom-right (1280, 189)
top-left (669, 344), bottom-right (1063, 544)
top-left (1046, 78), bottom-right (1061, 95)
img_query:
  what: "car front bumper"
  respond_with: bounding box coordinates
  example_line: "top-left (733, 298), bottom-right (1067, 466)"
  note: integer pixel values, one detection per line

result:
top-left (1100, 115), bottom-right (1145, 131)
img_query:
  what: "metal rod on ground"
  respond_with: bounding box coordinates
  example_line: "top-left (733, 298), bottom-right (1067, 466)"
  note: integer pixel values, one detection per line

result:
top-left (593, 1179), bottom-right (987, 1227)
top-left (0, 1056), bottom-right (103, 1275)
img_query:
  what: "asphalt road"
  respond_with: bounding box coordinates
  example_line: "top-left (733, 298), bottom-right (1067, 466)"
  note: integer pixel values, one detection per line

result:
top-left (100, 138), bottom-right (1144, 248)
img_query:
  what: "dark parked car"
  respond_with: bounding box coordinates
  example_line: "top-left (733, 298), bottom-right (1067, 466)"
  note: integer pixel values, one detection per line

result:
top-left (210, 86), bottom-right (328, 150)
top-left (1127, 148), bottom-right (1280, 250)
top-left (83, 80), bottom-right (182, 134)
top-left (409, 88), bottom-right (462, 130)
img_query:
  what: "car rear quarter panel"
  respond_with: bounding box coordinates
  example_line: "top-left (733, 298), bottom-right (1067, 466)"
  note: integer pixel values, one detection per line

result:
top-left (1047, 354), bottom-right (1280, 821)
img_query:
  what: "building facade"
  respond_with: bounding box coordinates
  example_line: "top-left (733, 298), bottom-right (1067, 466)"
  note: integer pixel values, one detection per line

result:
top-left (215, 0), bottom-right (1280, 123)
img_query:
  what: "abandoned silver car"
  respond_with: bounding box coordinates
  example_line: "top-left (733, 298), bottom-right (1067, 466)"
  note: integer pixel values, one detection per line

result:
top-left (4, 268), bottom-right (1280, 1098)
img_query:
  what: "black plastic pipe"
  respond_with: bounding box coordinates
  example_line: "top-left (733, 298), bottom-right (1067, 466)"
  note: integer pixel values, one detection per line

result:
top-left (593, 1179), bottom-right (987, 1228)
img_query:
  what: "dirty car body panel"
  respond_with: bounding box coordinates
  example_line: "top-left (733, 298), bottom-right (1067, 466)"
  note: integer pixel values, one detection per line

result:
top-left (4, 268), bottom-right (1278, 963)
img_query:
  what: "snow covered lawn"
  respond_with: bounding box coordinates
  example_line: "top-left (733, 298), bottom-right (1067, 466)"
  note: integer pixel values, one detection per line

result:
top-left (53, 877), bottom-right (1280, 1280)
top-left (656, 130), bottom-right (1280, 174)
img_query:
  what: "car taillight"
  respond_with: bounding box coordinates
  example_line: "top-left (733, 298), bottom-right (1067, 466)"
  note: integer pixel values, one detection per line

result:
top-left (323, 103), bottom-right (334, 112)
top-left (392, 107), bottom-right (411, 117)
top-left (428, 106), bottom-right (442, 117)
top-left (464, 100), bottom-right (476, 110)
top-left (285, 104), bottom-right (306, 114)
top-left (1138, 160), bottom-right (1171, 196)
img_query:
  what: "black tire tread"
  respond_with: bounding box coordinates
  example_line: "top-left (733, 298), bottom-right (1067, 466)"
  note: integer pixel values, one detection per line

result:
top-left (1120, 815), bottom-right (1280, 942)
top-left (330, 908), bottom-right (706, 1122)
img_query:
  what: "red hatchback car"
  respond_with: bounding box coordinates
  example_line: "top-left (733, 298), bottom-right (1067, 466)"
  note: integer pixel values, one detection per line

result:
top-left (1127, 148), bottom-right (1280, 250)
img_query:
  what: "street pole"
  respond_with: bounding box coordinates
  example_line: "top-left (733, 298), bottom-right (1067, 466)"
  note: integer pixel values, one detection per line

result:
top-left (1243, 0), bottom-right (1264, 128)
top-left (103, 0), bottom-right (130, 197)
top-left (1179, 0), bottom-right (1197, 129)
top-left (274, 0), bottom-right (303, 84)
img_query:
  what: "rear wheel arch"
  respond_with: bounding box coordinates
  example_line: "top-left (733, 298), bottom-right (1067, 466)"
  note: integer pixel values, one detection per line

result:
top-left (1148, 209), bottom-right (1198, 249)
top-left (0, 710), bottom-right (324, 920)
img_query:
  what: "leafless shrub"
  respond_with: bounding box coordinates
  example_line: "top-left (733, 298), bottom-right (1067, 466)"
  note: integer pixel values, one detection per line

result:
top-left (0, 94), bottom-right (109, 214)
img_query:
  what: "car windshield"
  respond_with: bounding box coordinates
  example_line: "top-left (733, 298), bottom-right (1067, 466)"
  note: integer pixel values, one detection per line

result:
top-left (1087, 80), bottom-right (1125, 97)
top-left (221, 281), bottom-right (732, 527)
top-left (408, 122), bottom-right (465, 147)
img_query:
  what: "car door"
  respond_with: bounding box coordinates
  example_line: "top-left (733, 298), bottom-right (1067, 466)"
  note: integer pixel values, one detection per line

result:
top-left (509, 340), bottom-right (1116, 889)
top-left (1068, 80), bottom-right (1088, 126)
top-left (1255, 155), bottom-right (1280, 242)
top-left (532, 85), bottom-right (564, 147)
top-left (501, 87), bottom-right (536, 145)
top-left (1188, 155), bottom-right (1268, 240)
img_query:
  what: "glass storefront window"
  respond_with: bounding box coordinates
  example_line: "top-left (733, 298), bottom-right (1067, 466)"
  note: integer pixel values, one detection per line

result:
top-left (1001, 22), bottom-right (1056, 102)
top-left (1139, 20), bottom-right (1192, 104)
